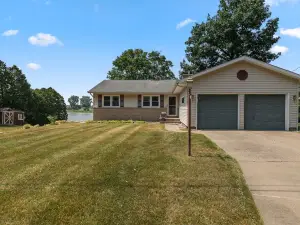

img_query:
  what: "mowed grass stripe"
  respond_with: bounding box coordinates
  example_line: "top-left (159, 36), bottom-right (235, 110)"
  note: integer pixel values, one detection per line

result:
top-left (38, 125), bottom-right (169, 225)
top-left (0, 124), bottom-right (78, 141)
top-left (0, 124), bottom-right (111, 165)
top-left (0, 123), bottom-right (108, 156)
top-left (0, 124), bottom-right (125, 185)
top-left (0, 125), bottom-right (139, 225)
top-left (23, 125), bottom-right (147, 225)
top-left (57, 124), bottom-right (145, 185)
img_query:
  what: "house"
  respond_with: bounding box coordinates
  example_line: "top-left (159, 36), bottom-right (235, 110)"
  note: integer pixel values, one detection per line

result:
top-left (0, 108), bottom-right (25, 126)
top-left (88, 56), bottom-right (300, 131)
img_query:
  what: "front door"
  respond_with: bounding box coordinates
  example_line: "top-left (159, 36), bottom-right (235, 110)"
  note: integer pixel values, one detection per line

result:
top-left (168, 96), bottom-right (177, 116)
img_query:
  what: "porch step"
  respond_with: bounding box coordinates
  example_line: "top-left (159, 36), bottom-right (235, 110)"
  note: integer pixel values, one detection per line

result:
top-left (161, 118), bottom-right (181, 124)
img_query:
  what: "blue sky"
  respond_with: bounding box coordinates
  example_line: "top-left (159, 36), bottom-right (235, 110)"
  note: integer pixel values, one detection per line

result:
top-left (1, 0), bottom-right (300, 102)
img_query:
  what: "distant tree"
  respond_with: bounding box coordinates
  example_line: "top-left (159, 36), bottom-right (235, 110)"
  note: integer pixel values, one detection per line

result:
top-left (27, 88), bottom-right (68, 125)
top-left (80, 96), bottom-right (92, 110)
top-left (180, 0), bottom-right (280, 78)
top-left (107, 49), bottom-right (176, 80)
top-left (68, 95), bottom-right (80, 110)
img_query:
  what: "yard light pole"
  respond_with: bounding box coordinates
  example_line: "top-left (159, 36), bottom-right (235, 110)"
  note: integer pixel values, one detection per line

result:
top-left (186, 78), bottom-right (193, 157)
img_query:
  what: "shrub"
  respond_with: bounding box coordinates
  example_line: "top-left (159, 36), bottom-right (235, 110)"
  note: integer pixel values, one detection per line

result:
top-left (47, 115), bottom-right (57, 124)
top-left (23, 124), bottom-right (31, 129)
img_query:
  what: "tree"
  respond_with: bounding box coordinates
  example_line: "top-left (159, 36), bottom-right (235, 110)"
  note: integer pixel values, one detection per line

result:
top-left (26, 88), bottom-right (68, 125)
top-left (180, 0), bottom-right (280, 77)
top-left (107, 49), bottom-right (176, 80)
top-left (0, 61), bottom-right (32, 111)
top-left (80, 96), bottom-right (92, 110)
top-left (68, 95), bottom-right (80, 110)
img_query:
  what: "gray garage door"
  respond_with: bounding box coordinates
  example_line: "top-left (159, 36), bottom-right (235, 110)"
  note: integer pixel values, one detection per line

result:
top-left (197, 95), bottom-right (238, 130)
top-left (245, 95), bottom-right (285, 130)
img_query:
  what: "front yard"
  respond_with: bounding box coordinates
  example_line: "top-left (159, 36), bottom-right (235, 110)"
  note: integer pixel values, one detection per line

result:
top-left (0, 123), bottom-right (262, 225)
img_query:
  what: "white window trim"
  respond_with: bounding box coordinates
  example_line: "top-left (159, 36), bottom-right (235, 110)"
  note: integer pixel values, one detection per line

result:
top-left (102, 95), bottom-right (121, 108)
top-left (142, 95), bottom-right (160, 108)
top-left (18, 114), bottom-right (23, 120)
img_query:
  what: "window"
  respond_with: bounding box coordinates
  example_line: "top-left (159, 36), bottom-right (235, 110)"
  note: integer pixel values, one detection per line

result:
top-left (152, 96), bottom-right (159, 107)
top-left (143, 96), bottom-right (151, 107)
top-left (104, 96), bottom-right (111, 107)
top-left (181, 97), bottom-right (185, 104)
top-left (18, 114), bottom-right (23, 120)
top-left (143, 96), bottom-right (160, 108)
top-left (103, 96), bottom-right (120, 107)
top-left (112, 96), bottom-right (119, 106)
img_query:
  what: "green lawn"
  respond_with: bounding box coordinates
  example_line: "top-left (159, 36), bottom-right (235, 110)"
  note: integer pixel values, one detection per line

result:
top-left (0, 123), bottom-right (262, 225)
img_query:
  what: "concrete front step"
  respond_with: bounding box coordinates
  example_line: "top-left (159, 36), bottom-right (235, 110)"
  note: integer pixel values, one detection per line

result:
top-left (161, 118), bottom-right (180, 124)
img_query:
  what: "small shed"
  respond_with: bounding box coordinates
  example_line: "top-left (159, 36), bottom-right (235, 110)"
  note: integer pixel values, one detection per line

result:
top-left (0, 108), bottom-right (25, 126)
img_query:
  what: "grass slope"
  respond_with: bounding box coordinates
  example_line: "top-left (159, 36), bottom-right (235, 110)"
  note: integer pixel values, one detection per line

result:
top-left (0, 123), bottom-right (263, 225)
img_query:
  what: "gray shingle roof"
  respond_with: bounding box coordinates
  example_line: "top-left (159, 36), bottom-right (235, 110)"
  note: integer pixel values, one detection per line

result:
top-left (88, 80), bottom-right (177, 94)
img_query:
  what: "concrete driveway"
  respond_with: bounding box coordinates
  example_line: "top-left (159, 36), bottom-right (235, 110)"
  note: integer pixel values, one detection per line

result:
top-left (201, 131), bottom-right (300, 225)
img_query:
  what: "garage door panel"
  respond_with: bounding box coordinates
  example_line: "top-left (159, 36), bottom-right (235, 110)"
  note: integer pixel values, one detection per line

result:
top-left (245, 95), bottom-right (285, 130)
top-left (197, 95), bottom-right (238, 130)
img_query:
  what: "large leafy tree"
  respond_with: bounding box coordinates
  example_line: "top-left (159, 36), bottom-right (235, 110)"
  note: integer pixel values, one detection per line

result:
top-left (107, 49), bottom-right (176, 80)
top-left (68, 95), bottom-right (80, 110)
top-left (180, 0), bottom-right (280, 77)
top-left (80, 96), bottom-right (92, 110)
top-left (0, 61), bottom-right (32, 111)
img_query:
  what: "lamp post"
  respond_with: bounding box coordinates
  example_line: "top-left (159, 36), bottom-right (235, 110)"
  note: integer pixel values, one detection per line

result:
top-left (186, 78), bottom-right (193, 156)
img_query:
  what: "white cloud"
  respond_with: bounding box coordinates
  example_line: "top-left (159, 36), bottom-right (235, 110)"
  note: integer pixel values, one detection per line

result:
top-left (28, 33), bottom-right (63, 46)
top-left (27, 63), bottom-right (41, 70)
top-left (94, 4), bottom-right (99, 12)
top-left (176, 18), bottom-right (196, 30)
top-left (2, 29), bottom-right (19, 36)
top-left (280, 27), bottom-right (300, 39)
top-left (266, 0), bottom-right (299, 6)
top-left (270, 45), bottom-right (289, 54)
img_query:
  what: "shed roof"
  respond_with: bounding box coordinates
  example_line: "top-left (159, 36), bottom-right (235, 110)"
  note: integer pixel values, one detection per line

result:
top-left (88, 80), bottom-right (177, 94)
top-left (0, 107), bottom-right (24, 112)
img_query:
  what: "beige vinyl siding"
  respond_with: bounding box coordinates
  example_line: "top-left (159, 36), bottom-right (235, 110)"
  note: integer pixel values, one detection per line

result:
top-left (191, 62), bottom-right (299, 129)
top-left (124, 95), bottom-right (137, 107)
top-left (179, 88), bottom-right (187, 125)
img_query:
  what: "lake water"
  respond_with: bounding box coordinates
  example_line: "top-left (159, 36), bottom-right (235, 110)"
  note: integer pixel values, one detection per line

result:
top-left (67, 112), bottom-right (93, 122)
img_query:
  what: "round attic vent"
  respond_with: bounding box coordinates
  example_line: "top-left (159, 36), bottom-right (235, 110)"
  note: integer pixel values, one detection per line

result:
top-left (237, 70), bottom-right (248, 81)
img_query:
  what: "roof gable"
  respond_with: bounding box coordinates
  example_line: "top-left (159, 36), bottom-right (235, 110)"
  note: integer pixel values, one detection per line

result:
top-left (190, 56), bottom-right (300, 81)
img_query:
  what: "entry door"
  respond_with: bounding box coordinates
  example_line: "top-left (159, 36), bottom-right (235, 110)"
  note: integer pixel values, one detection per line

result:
top-left (168, 96), bottom-right (177, 116)
top-left (3, 112), bottom-right (14, 125)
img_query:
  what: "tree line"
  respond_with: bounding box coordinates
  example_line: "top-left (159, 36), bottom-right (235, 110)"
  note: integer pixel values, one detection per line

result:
top-left (0, 60), bottom-right (67, 125)
top-left (68, 95), bottom-right (92, 111)
top-left (107, 0), bottom-right (281, 80)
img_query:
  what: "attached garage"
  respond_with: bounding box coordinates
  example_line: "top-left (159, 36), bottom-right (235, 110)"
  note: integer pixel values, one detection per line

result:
top-left (197, 95), bottom-right (238, 130)
top-left (245, 95), bottom-right (286, 130)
